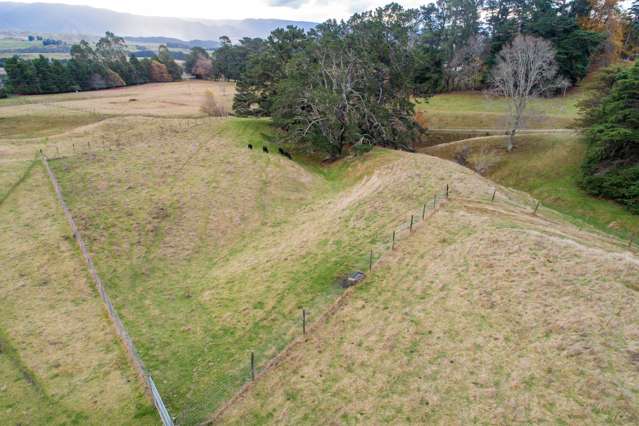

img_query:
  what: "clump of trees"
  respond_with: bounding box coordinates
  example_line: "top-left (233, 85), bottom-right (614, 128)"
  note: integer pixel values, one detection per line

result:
top-left (235, 5), bottom-right (426, 159)
top-left (230, 0), bottom-right (633, 158)
top-left (579, 60), bottom-right (639, 212)
top-left (3, 32), bottom-right (182, 95)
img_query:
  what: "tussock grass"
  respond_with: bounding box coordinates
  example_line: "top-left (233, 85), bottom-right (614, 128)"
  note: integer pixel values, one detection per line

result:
top-left (0, 163), bottom-right (155, 424)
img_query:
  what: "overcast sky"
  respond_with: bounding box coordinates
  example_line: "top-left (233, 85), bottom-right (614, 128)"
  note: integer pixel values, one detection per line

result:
top-left (18, 0), bottom-right (427, 21)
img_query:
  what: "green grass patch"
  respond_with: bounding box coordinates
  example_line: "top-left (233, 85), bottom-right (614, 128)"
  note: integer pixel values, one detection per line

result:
top-left (426, 134), bottom-right (639, 238)
top-left (416, 91), bottom-right (580, 129)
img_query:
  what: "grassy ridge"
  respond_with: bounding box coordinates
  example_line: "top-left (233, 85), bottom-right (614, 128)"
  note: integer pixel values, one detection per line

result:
top-left (219, 196), bottom-right (639, 425)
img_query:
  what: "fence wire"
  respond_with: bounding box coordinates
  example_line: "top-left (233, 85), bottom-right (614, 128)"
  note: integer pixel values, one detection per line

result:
top-left (40, 152), bottom-right (174, 426)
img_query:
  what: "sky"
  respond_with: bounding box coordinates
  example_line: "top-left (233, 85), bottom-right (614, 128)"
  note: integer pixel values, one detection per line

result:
top-left (16, 0), bottom-right (427, 22)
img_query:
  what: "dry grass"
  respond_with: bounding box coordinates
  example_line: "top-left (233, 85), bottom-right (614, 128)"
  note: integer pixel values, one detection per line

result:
top-left (218, 197), bottom-right (639, 425)
top-left (0, 111), bottom-right (108, 140)
top-left (0, 163), bottom-right (155, 424)
top-left (0, 80), bottom-right (235, 117)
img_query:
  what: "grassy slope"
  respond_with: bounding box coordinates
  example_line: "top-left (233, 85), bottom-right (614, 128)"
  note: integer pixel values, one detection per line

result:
top-left (0, 162), bottom-right (155, 424)
top-left (49, 115), bottom-right (506, 424)
top-left (219, 195), bottom-right (639, 425)
top-left (425, 134), bottom-right (639, 239)
top-left (416, 91), bottom-right (580, 129)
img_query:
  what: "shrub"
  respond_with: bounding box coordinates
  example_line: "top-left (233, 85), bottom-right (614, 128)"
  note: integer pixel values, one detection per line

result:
top-left (0, 88), bottom-right (7, 99)
top-left (200, 90), bottom-right (227, 117)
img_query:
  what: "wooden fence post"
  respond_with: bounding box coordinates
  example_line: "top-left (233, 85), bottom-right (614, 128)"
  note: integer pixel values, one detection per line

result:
top-left (302, 309), bottom-right (306, 335)
top-left (250, 352), bottom-right (255, 381)
top-left (491, 188), bottom-right (496, 202)
top-left (422, 203), bottom-right (426, 219)
top-left (410, 215), bottom-right (414, 232)
top-left (392, 230), bottom-right (396, 250)
top-left (446, 184), bottom-right (449, 199)
top-left (433, 194), bottom-right (437, 208)
top-left (533, 200), bottom-right (541, 215)
top-left (369, 249), bottom-right (373, 272)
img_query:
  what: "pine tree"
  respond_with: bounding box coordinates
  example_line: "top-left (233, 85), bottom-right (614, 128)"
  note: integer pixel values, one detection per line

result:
top-left (581, 60), bottom-right (639, 212)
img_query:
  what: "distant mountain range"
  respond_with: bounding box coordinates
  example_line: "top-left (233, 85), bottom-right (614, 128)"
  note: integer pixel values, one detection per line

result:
top-left (0, 2), bottom-right (317, 42)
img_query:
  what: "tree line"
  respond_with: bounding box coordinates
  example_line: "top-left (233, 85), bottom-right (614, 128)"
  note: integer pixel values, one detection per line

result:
top-left (3, 32), bottom-right (183, 95)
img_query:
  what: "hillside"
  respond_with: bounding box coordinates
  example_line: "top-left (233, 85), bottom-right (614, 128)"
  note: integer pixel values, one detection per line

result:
top-left (0, 2), bottom-right (316, 41)
top-left (1, 81), bottom-right (638, 425)
top-left (0, 162), bottom-right (154, 423)
top-left (217, 188), bottom-right (639, 424)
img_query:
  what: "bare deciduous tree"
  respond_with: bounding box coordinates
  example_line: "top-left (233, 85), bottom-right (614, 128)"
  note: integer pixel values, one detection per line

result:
top-left (490, 35), bottom-right (561, 151)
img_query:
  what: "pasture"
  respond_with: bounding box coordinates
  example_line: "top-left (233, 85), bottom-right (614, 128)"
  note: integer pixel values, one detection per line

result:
top-left (416, 90), bottom-right (580, 130)
top-left (1, 81), bottom-right (637, 425)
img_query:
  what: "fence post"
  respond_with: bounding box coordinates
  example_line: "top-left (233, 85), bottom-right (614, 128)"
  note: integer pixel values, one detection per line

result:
top-left (410, 215), bottom-right (414, 232)
top-left (302, 309), bottom-right (306, 335)
top-left (369, 249), bottom-right (373, 272)
top-left (392, 230), bottom-right (396, 250)
top-left (56, 145), bottom-right (60, 156)
top-left (491, 188), bottom-right (496, 202)
top-left (422, 203), bottom-right (426, 220)
top-left (533, 200), bottom-right (541, 215)
top-left (433, 194), bottom-right (437, 208)
top-left (250, 352), bottom-right (255, 381)
top-left (87, 141), bottom-right (90, 150)
top-left (73, 143), bottom-right (76, 153)
top-left (446, 184), bottom-right (449, 199)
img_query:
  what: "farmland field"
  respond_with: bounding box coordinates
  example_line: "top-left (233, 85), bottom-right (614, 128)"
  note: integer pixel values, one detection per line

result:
top-left (1, 81), bottom-right (638, 425)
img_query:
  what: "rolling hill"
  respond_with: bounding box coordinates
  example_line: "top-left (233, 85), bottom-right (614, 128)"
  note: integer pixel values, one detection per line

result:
top-left (1, 81), bottom-right (638, 424)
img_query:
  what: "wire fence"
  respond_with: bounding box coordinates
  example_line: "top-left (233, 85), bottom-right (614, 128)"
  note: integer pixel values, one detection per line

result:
top-left (208, 185), bottom-right (452, 423)
top-left (36, 137), bottom-right (638, 424)
top-left (40, 151), bottom-right (174, 426)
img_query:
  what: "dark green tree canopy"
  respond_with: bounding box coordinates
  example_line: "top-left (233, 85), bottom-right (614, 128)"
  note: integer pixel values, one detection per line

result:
top-left (580, 60), bottom-right (639, 212)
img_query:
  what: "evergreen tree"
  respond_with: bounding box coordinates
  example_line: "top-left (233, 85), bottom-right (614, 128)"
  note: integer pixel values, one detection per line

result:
top-left (157, 45), bottom-right (182, 81)
top-left (4, 56), bottom-right (40, 94)
top-left (580, 60), bottom-right (639, 212)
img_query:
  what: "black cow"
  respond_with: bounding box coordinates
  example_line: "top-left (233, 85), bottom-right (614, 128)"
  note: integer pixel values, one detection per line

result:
top-left (263, 146), bottom-right (269, 153)
top-left (248, 144), bottom-right (253, 149)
